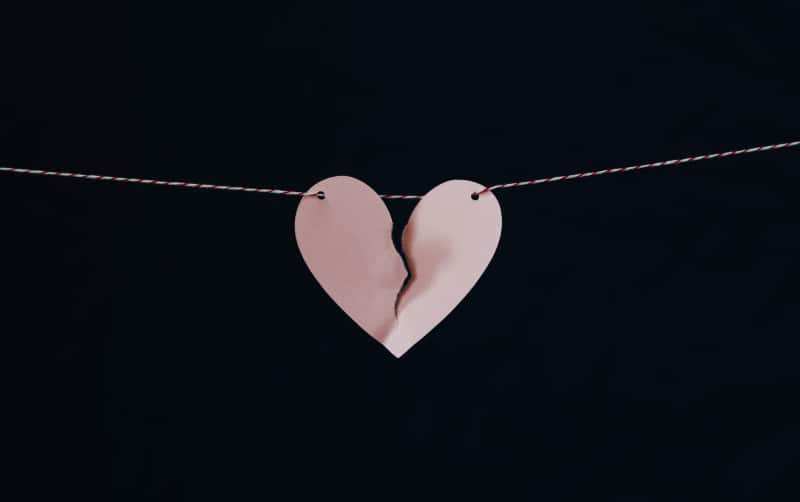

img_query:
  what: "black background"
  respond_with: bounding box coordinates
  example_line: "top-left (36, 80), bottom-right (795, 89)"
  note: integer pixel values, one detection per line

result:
top-left (2, 1), bottom-right (799, 500)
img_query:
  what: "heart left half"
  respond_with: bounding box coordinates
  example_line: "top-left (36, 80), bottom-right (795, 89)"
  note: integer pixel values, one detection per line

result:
top-left (295, 176), bottom-right (502, 357)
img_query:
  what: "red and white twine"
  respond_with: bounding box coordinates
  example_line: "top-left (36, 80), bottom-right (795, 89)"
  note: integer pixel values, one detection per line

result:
top-left (2, 140), bottom-right (798, 199)
top-left (476, 140), bottom-right (800, 196)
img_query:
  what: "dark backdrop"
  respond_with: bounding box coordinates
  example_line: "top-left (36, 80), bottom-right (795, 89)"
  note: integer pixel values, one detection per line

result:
top-left (2, 1), bottom-right (799, 500)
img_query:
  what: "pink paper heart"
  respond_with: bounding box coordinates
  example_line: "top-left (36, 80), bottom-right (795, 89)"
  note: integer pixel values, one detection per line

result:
top-left (295, 176), bottom-right (502, 357)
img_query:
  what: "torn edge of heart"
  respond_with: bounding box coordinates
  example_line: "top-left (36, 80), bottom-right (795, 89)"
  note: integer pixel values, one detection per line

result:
top-left (393, 231), bottom-right (413, 318)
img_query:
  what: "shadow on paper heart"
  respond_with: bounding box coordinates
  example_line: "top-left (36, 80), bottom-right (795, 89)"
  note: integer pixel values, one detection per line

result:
top-left (393, 230), bottom-right (451, 323)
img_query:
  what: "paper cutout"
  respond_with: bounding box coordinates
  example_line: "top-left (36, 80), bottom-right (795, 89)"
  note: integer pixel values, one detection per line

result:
top-left (295, 176), bottom-right (502, 357)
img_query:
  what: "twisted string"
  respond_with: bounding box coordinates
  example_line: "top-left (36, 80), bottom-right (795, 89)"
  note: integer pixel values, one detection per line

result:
top-left (477, 141), bottom-right (800, 195)
top-left (2, 140), bottom-right (798, 199)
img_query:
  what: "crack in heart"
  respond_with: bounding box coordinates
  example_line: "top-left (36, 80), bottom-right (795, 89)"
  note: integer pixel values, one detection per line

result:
top-left (393, 239), bottom-right (412, 318)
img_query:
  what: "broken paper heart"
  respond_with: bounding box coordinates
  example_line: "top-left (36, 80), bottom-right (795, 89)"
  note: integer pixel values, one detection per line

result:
top-left (295, 176), bottom-right (502, 357)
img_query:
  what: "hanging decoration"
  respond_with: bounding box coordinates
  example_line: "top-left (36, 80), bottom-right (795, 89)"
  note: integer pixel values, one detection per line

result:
top-left (2, 140), bottom-right (798, 356)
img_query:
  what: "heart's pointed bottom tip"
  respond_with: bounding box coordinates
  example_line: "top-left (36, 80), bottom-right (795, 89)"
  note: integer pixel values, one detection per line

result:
top-left (386, 346), bottom-right (409, 358)
top-left (382, 337), bottom-right (415, 358)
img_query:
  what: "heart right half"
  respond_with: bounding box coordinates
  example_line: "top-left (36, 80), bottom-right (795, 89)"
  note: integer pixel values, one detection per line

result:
top-left (295, 176), bottom-right (502, 357)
